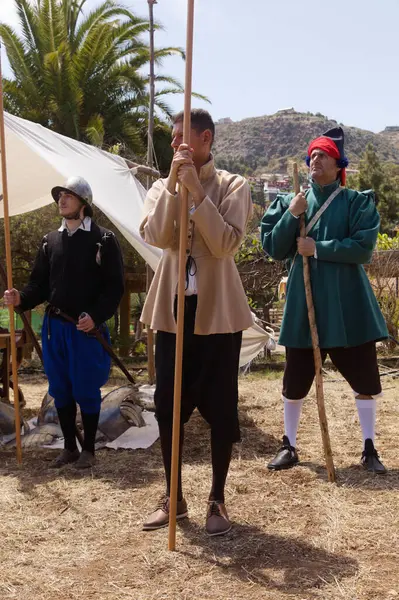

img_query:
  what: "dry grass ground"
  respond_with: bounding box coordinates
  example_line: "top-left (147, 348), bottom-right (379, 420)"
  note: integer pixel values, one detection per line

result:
top-left (0, 369), bottom-right (398, 600)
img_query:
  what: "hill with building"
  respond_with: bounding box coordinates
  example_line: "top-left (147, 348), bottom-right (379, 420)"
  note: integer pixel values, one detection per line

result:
top-left (213, 109), bottom-right (399, 176)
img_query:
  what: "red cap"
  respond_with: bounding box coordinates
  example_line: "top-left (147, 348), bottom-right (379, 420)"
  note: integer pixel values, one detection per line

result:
top-left (307, 137), bottom-right (346, 185)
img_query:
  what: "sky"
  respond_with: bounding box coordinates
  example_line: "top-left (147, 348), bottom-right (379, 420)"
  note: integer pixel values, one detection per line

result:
top-left (1, 0), bottom-right (398, 133)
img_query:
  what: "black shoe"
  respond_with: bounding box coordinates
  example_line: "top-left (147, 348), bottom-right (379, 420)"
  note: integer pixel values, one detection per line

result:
top-left (75, 450), bottom-right (96, 469)
top-left (361, 438), bottom-right (387, 474)
top-left (49, 448), bottom-right (80, 469)
top-left (268, 435), bottom-right (299, 471)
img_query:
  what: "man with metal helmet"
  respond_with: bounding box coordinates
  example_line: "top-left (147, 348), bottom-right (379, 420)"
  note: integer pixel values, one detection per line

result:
top-left (51, 175), bottom-right (95, 219)
top-left (261, 127), bottom-right (388, 474)
top-left (4, 176), bottom-right (124, 469)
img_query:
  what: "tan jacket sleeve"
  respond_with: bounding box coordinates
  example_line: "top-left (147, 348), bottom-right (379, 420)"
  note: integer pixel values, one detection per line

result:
top-left (140, 179), bottom-right (179, 249)
top-left (190, 176), bottom-right (252, 258)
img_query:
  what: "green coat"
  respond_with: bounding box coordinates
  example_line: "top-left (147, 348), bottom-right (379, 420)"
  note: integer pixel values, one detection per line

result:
top-left (261, 180), bottom-right (388, 348)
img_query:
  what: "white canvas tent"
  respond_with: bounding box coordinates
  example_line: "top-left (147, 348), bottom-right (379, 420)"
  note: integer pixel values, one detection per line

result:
top-left (0, 112), bottom-right (271, 367)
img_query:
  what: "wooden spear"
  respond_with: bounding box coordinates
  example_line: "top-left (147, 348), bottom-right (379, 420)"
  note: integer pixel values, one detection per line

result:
top-left (145, 0), bottom-right (157, 386)
top-left (0, 43), bottom-right (23, 463)
top-left (293, 163), bottom-right (335, 482)
top-left (168, 0), bottom-right (195, 551)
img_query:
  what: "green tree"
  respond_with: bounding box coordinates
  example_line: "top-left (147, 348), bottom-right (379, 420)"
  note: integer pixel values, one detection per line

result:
top-left (353, 144), bottom-right (399, 233)
top-left (358, 144), bottom-right (384, 195)
top-left (0, 0), bottom-right (185, 154)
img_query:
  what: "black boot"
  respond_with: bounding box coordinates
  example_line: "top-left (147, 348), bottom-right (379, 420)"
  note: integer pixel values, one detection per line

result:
top-left (361, 438), bottom-right (387, 474)
top-left (158, 421), bottom-right (184, 501)
top-left (49, 403), bottom-right (80, 468)
top-left (75, 410), bottom-right (100, 469)
top-left (268, 435), bottom-right (299, 471)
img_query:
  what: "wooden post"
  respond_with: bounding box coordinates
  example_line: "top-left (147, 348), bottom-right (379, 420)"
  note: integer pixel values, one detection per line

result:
top-left (146, 265), bottom-right (155, 384)
top-left (0, 43), bottom-right (23, 463)
top-left (119, 285), bottom-right (131, 358)
top-left (4, 335), bottom-right (10, 402)
top-left (22, 310), bottom-right (33, 359)
top-left (146, 0), bottom-right (157, 385)
top-left (293, 163), bottom-right (335, 482)
top-left (19, 310), bottom-right (43, 363)
top-left (168, 0), bottom-right (195, 551)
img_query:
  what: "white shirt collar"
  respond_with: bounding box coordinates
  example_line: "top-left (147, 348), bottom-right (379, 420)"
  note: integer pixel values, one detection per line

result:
top-left (58, 216), bottom-right (92, 235)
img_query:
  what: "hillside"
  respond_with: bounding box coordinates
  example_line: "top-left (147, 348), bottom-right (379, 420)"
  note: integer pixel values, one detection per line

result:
top-left (379, 126), bottom-right (399, 154)
top-left (213, 110), bottom-right (399, 174)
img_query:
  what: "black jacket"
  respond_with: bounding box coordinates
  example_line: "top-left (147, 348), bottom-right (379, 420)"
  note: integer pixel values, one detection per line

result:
top-left (19, 222), bottom-right (124, 326)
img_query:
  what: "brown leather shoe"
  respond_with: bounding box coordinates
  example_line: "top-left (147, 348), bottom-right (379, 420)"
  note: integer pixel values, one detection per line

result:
top-left (75, 450), bottom-right (96, 469)
top-left (206, 501), bottom-right (232, 537)
top-left (142, 495), bottom-right (188, 531)
top-left (49, 448), bottom-right (80, 469)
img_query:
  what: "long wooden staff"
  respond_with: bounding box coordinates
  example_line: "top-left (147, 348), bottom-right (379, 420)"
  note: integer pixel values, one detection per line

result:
top-left (0, 44), bottom-right (23, 463)
top-left (146, 0), bottom-right (157, 386)
top-left (168, 0), bottom-right (195, 551)
top-left (293, 163), bottom-right (335, 482)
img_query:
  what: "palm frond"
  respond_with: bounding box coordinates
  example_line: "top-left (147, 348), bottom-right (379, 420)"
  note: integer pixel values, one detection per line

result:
top-left (1, 0), bottom-right (205, 156)
top-left (0, 24), bottom-right (40, 99)
top-left (15, 0), bottom-right (44, 68)
top-left (85, 113), bottom-right (105, 146)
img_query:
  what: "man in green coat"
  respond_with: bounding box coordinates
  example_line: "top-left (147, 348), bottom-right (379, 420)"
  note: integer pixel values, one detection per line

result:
top-left (261, 127), bottom-right (388, 474)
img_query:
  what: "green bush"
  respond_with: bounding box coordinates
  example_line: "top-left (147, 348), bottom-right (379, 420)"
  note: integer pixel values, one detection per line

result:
top-left (377, 233), bottom-right (399, 250)
top-left (134, 341), bottom-right (146, 356)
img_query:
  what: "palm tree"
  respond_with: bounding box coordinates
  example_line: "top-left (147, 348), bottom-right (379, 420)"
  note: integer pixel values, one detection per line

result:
top-left (0, 0), bottom-right (188, 154)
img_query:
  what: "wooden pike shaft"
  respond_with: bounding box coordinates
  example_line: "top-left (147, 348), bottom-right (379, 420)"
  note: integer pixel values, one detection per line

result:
top-left (168, 0), bottom-right (195, 551)
top-left (146, 0), bottom-right (156, 385)
top-left (0, 45), bottom-right (23, 463)
top-left (293, 163), bottom-right (335, 482)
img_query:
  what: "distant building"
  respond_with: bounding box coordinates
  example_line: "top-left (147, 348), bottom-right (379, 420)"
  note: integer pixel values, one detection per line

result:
top-left (261, 172), bottom-right (289, 182)
top-left (276, 107), bottom-right (295, 115)
top-left (263, 175), bottom-right (291, 203)
top-left (217, 117), bottom-right (233, 124)
top-left (264, 186), bottom-right (279, 204)
top-left (263, 174), bottom-right (308, 200)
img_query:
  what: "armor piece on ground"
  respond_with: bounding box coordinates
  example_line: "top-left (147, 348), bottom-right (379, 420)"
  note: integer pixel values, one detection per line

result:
top-left (38, 385), bottom-right (145, 444)
top-left (0, 400), bottom-right (29, 437)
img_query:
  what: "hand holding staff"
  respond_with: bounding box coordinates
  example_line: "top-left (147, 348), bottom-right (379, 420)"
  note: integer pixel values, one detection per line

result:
top-left (293, 163), bottom-right (336, 483)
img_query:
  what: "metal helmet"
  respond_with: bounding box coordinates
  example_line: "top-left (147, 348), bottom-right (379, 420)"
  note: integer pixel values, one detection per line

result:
top-left (51, 176), bottom-right (93, 217)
